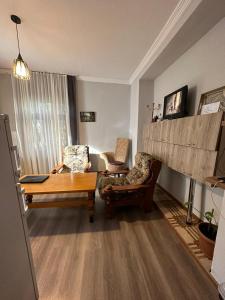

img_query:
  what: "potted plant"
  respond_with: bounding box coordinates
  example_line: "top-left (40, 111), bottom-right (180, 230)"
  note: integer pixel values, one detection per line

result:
top-left (198, 209), bottom-right (218, 259)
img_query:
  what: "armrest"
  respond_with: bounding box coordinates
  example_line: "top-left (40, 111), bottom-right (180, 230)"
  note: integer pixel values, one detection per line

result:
top-left (100, 169), bottom-right (129, 176)
top-left (100, 152), bottom-right (115, 162)
top-left (84, 161), bottom-right (92, 172)
top-left (51, 163), bottom-right (65, 174)
top-left (112, 184), bottom-right (149, 191)
top-left (103, 184), bottom-right (149, 193)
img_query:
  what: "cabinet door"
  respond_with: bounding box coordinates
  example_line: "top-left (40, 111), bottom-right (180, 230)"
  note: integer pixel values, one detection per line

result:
top-left (195, 112), bottom-right (223, 150)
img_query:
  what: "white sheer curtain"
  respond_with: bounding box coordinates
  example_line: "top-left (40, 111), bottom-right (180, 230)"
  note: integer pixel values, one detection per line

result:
top-left (12, 71), bottom-right (72, 174)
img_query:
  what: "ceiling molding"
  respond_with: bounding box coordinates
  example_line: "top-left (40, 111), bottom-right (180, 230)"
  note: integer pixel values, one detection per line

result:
top-left (0, 68), bottom-right (129, 85)
top-left (77, 76), bottom-right (129, 85)
top-left (129, 0), bottom-right (202, 84)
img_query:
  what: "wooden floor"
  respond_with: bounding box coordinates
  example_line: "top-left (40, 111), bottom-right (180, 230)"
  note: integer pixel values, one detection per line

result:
top-left (28, 194), bottom-right (218, 300)
top-left (154, 186), bottom-right (212, 274)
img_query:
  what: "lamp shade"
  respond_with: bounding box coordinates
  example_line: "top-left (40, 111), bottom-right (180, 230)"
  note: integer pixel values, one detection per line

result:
top-left (13, 53), bottom-right (31, 80)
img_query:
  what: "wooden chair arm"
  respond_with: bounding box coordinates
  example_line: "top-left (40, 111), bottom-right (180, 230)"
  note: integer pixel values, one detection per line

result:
top-left (111, 184), bottom-right (149, 191)
top-left (103, 184), bottom-right (149, 194)
top-left (84, 161), bottom-right (92, 172)
top-left (51, 163), bottom-right (65, 174)
top-left (100, 152), bottom-right (115, 158)
top-left (100, 169), bottom-right (129, 177)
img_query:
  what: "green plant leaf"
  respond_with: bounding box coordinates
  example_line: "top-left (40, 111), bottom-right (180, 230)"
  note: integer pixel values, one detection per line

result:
top-left (205, 212), bottom-right (213, 218)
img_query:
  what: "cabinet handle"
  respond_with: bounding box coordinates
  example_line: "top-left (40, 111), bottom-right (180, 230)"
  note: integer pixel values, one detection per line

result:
top-left (16, 183), bottom-right (28, 213)
top-left (11, 145), bottom-right (21, 177)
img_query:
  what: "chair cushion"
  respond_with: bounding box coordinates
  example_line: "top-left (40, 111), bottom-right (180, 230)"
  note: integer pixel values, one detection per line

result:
top-left (108, 162), bottom-right (127, 172)
top-left (63, 145), bottom-right (89, 173)
top-left (98, 176), bottom-right (129, 191)
top-left (126, 152), bottom-right (153, 185)
top-left (109, 161), bottom-right (124, 166)
top-left (114, 138), bottom-right (129, 162)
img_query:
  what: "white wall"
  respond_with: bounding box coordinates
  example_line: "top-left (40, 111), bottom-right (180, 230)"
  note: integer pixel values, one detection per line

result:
top-left (0, 73), bottom-right (19, 145)
top-left (77, 80), bottom-right (130, 170)
top-left (129, 79), bottom-right (139, 162)
top-left (137, 79), bottom-right (154, 151)
top-left (0, 73), bottom-right (15, 131)
top-left (152, 17), bottom-right (225, 219)
top-left (211, 192), bottom-right (225, 284)
top-left (129, 78), bottom-right (154, 160)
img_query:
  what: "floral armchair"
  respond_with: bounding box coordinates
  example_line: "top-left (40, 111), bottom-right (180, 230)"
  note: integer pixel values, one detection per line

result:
top-left (51, 145), bottom-right (91, 174)
top-left (99, 152), bottom-right (161, 217)
top-left (100, 138), bottom-right (129, 172)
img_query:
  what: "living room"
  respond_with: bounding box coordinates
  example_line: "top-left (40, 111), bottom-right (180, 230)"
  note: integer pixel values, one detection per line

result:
top-left (1, 0), bottom-right (225, 299)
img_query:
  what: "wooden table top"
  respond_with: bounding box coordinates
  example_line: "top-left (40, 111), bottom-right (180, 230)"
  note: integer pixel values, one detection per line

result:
top-left (205, 176), bottom-right (225, 190)
top-left (21, 172), bottom-right (98, 195)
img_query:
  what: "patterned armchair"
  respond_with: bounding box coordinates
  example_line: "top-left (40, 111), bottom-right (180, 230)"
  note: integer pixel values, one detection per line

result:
top-left (51, 145), bottom-right (91, 174)
top-left (100, 138), bottom-right (129, 172)
top-left (99, 152), bottom-right (161, 217)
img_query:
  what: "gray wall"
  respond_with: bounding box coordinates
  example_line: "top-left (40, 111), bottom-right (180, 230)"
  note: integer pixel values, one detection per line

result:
top-left (77, 80), bottom-right (130, 170)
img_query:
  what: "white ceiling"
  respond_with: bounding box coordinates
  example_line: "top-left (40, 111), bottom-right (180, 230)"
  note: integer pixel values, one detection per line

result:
top-left (142, 0), bottom-right (225, 80)
top-left (0, 0), bottom-right (179, 81)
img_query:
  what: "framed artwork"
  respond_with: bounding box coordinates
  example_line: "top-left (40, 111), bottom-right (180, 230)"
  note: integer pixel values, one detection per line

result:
top-left (163, 85), bottom-right (188, 120)
top-left (80, 112), bottom-right (96, 122)
top-left (198, 86), bottom-right (225, 115)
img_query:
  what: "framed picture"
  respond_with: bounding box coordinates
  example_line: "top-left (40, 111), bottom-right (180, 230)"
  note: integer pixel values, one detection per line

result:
top-left (198, 86), bottom-right (225, 115)
top-left (163, 85), bottom-right (188, 120)
top-left (80, 112), bottom-right (96, 122)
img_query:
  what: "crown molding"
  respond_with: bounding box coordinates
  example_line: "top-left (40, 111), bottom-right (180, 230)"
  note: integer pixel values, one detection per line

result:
top-left (0, 68), bottom-right (129, 85)
top-left (77, 75), bottom-right (129, 85)
top-left (129, 0), bottom-right (202, 84)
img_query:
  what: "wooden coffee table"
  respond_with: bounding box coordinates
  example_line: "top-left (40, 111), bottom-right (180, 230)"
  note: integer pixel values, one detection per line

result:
top-left (20, 172), bottom-right (97, 222)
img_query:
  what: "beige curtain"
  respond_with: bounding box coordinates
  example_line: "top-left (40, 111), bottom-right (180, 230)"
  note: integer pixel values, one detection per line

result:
top-left (12, 71), bottom-right (72, 174)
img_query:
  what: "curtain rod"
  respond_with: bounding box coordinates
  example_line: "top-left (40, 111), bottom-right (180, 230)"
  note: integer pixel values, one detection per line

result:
top-left (32, 70), bottom-right (76, 77)
top-left (0, 67), bottom-right (76, 77)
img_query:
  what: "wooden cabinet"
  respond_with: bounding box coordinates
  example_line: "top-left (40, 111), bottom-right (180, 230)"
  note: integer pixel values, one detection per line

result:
top-left (143, 112), bottom-right (223, 182)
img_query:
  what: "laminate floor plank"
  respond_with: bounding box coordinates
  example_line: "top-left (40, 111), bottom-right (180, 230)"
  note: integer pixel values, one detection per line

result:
top-left (28, 196), bottom-right (218, 300)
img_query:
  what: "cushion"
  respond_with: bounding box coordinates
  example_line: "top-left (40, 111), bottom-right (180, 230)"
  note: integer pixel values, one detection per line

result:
top-left (108, 162), bottom-right (127, 172)
top-left (109, 161), bottom-right (124, 166)
top-left (63, 145), bottom-right (89, 173)
top-left (126, 152), bottom-right (153, 185)
top-left (98, 176), bottom-right (129, 190)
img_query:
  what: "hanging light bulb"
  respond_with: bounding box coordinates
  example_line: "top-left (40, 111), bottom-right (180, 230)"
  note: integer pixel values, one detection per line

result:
top-left (11, 15), bottom-right (31, 80)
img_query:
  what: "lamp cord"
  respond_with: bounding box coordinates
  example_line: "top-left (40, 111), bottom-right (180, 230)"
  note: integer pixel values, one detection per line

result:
top-left (16, 24), bottom-right (21, 54)
top-left (209, 181), bottom-right (225, 222)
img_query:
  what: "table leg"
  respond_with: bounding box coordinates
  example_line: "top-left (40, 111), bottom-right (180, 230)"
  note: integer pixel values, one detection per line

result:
top-left (26, 194), bottom-right (33, 204)
top-left (93, 191), bottom-right (95, 204)
top-left (88, 191), bottom-right (95, 223)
